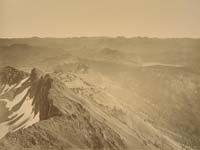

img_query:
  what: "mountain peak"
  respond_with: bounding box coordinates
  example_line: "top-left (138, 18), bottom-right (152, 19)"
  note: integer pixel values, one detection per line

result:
top-left (30, 68), bottom-right (43, 81)
top-left (0, 66), bottom-right (28, 85)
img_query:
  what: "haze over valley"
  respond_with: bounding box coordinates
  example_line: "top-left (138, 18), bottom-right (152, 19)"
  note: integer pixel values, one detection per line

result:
top-left (0, 37), bottom-right (200, 150)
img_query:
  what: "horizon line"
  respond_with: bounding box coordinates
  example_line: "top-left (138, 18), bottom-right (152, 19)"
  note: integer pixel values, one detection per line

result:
top-left (0, 35), bottom-right (200, 40)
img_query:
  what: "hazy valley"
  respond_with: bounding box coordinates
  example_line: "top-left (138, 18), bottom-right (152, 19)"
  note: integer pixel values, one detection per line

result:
top-left (0, 37), bottom-right (200, 150)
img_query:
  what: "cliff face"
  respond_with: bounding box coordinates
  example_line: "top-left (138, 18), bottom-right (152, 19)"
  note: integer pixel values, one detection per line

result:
top-left (28, 68), bottom-right (62, 120)
top-left (0, 67), bottom-right (127, 150)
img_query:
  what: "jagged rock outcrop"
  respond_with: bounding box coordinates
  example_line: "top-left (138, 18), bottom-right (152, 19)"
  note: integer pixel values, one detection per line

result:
top-left (29, 68), bottom-right (62, 120)
top-left (0, 67), bottom-right (127, 150)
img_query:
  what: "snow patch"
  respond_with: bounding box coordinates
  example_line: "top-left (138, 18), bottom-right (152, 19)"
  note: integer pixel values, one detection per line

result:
top-left (0, 123), bottom-right (9, 139)
top-left (0, 84), bottom-right (16, 96)
top-left (0, 87), bottom-right (40, 139)
top-left (6, 87), bottom-right (30, 111)
top-left (15, 77), bottom-right (29, 89)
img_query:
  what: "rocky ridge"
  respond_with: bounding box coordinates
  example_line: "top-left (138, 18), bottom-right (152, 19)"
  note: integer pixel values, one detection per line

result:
top-left (0, 66), bottom-right (127, 150)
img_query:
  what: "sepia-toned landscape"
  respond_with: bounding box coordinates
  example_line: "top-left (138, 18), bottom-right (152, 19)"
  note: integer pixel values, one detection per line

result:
top-left (0, 37), bottom-right (200, 150)
top-left (1, 0), bottom-right (200, 150)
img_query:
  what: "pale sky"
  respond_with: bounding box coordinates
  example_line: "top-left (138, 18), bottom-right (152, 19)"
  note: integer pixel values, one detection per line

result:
top-left (0, 0), bottom-right (200, 38)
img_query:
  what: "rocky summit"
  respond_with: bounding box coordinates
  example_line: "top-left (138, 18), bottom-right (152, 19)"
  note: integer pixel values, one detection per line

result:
top-left (0, 67), bottom-right (127, 150)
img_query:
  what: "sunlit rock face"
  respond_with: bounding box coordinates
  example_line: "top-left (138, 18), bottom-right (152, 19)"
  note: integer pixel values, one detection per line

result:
top-left (0, 66), bottom-right (32, 138)
top-left (0, 67), bottom-right (61, 139)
